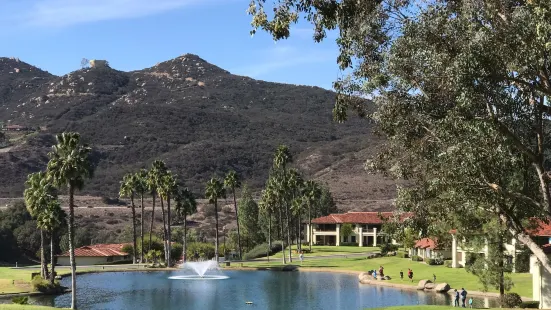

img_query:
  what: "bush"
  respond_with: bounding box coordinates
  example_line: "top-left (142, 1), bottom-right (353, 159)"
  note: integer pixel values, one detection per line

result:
top-left (398, 252), bottom-right (409, 259)
top-left (379, 243), bottom-right (399, 255)
top-left (171, 243), bottom-right (183, 261)
top-left (186, 242), bottom-right (215, 260)
top-left (411, 255), bottom-right (423, 262)
top-left (340, 242), bottom-right (358, 246)
top-left (121, 244), bottom-right (133, 255)
top-left (515, 250), bottom-right (531, 273)
top-left (444, 260), bottom-right (452, 268)
top-left (12, 296), bottom-right (28, 305)
top-left (500, 293), bottom-right (523, 308)
top-left (31, 276), bottom-right (64, 294)
top-left (243, 241), bottom-right (283, 260)
top-left (424, 258), bottom-right (444, 265)
top-left (520, 301), bottom-right (540, 308)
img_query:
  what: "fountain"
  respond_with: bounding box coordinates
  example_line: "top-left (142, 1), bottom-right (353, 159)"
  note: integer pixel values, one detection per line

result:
top-left (168, 260), bottom-right (229, 280)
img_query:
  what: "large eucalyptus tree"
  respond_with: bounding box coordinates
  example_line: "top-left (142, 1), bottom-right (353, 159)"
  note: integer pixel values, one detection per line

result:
top-left (247, 0), bottom-right (551, 274)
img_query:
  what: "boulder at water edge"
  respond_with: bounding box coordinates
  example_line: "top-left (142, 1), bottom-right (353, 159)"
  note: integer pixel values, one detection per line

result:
top-left (417, 279), bottom-right (432, 290)
top-left (358, 272), bottom-right (371, 282)
top-left (424, 283), bottom-right (435, 290)
top-left (435, 283), bottom-right (451, 292)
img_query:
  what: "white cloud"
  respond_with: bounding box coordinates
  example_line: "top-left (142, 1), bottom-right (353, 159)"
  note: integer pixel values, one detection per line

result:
top-left (234, 45), bottom-right (335, 77)
top-left (2, 0), bottom-right (220, 28)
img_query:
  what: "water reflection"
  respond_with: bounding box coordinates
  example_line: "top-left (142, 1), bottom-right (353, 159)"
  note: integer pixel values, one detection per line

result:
top-left (21, 271), bottom-right (499, 310)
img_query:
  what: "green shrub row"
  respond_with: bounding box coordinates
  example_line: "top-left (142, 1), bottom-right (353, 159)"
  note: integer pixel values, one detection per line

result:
top-left (243, 241), bottom-right (283, 260)
top-left (410, 255), bottom-right (423, 262)
top-left (397, 252), bottom-right (409, 258)
top-left (424, 257), bottom-right (444, 265)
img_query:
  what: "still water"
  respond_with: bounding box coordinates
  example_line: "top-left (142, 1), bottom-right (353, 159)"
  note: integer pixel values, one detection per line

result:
top-left (29, 270), bottom-right (496, 310)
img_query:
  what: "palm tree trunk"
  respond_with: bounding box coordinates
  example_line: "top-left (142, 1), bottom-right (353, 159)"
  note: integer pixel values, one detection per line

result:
top-left (50, 231), bottom-right (55, 285)
top-left (167, 193), bottom-right (172, 267)
top-left (285, 202), bottom-right (292, 262)
top-left (68, 185), bottom-right (77, 310)
top-left (278, 204), bottom-right (286, 264)
top-left (214, 200), bottom-right (219, 262)
top-left (148, 192), bottom-right (156, 255)
top-left (40, 230), bottom-right (47, 279)
top-left (308, 202), bottom-right (313, 252)
top-left (140, 193), bottom-right (144, 263)
top-left (267, 215), bottom-right (271, 262)
top-left (183, 213), bottom-right (187, 263)
top-left (160, 198), bottom-right (168, 265)
top-left (297, 209), bottom-right (301, 251)
top-left (131, 195), bottom-right (137, 264)
top-left (232, 188), bottom-right (242, 260)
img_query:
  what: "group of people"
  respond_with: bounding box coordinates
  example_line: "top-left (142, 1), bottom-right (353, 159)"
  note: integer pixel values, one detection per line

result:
top-left (371, 265), bottom-right (385, 278)
top-left (454, 288), bottom-right (472, 308)
top-left (399, 269), bottom-right (414, 282)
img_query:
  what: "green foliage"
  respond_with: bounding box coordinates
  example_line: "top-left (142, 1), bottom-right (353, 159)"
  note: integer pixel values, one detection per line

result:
top-left (31, 276), bottom-right (63, 294)
top-left (520, 301), bottom-right (540, 308)
top-left (238, 185), bottom-right (264, 250)
top-left (379, 243), bottom-right (398, 256)
top-left (424, 258), bottom-right (444, 266)
top-left (340, 224), bottom-right (354, 239)
top-left (121, 244), bottom-right (133, 254)
top-left (171, 243), bottom-right (183, 261)
top-left (185, 242), bottom-right (215, 260)
top-left (410, 255), bottom-right (423, 262)
top-left (515, 248), bottom-right (531, 273)
top-left (11, 296), bottom-right (29, 305)
top-left (444, 260), bottom-right (452, 268)
top-left (398, 252), bottom-right (409, 259)
top-left (499, 293), bottom-right (523, 308)
top-left (243, 242), bottom-right (283, 260)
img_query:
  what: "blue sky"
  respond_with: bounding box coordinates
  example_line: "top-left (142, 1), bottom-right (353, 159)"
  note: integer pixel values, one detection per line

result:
top-left (0, 0), bottom-right (342, 90)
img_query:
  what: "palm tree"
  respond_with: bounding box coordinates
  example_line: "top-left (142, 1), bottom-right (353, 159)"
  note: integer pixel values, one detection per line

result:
top-left (205, 177), bottom-right (226, 262)
top-left (47, 132), bottom-right (93, 310)
top-left (224, 170), bottom-right (242, 260)
top-left (259, 189), bottom-right (276, 262)
top-left (24, 171), bottom-right (56, 280)
top-left (303, 180), bottom-right (321, 252)
top-left (159, 171), bottom-right (177, 267)
top-left (37, 200), bottom-right (66, 285)
top-left (119, 173), bottom-right (138, 264)
top-left (273, 145), bottom-right (292, 170)
top-left (134, 169), bottom-right (148, 263)
top-left (174, 187), bottom-right (196, 263)
top-left (287, 169), bottom-right (303, 254)
top-left (291, 196), bottom-right (304, 251)
top-left (267, 177), bottom-right (287, 264)
top-left (147, 160), bottom-right (167, 255)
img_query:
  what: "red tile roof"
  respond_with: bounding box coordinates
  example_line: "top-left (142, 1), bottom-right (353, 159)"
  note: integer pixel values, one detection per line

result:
top-left (528, 219), bottom-right (551, 237)
top-left (311, 212), bottom-right (412, 224)
top-left (58, 243), bottom-right (129, 257)
top-left (414, 238), bottom-right (440, 250)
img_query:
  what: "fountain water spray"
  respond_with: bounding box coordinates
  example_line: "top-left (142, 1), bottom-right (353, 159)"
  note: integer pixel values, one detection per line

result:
top-left (168, 260), bottom-right (229, 280)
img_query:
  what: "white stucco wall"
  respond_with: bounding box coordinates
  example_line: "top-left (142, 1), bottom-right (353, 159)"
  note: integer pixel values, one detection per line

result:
top-left (531, 255), bottom-right (551, 309)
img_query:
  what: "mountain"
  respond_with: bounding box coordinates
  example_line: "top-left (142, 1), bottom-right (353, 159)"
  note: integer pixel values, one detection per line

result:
top-left (0, 54), bottom-right (396, 210)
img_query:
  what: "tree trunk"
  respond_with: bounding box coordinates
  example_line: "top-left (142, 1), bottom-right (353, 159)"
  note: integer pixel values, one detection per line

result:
top-left (167, 193), bottom-right (171, 267)
top-left (148, 192), bottom-right (156, 255)
top-left (308, 202), bottom-right (313, 252)
top-left (278, 204), bottom-right (286, 264)
top-left (131, 194), bottom-right (137, 264)
top-left (50, 231), bottom-right (55, 285)
top-left (214, 200), bottom-right (219, 262)
top-left (285, 201), bottom-right (292, 262)
top-left (160, 197), bottom-right (168, 266)
top-left (297, 209), bottom-right (301, 251)
top-left (140, 193), bottom-right (144, 263)
top-left (267, 215), bottom-right (271, 262)
top-left (68, 184), bottom-right (77, 310)
top-left (40, 230), bottom-right (47, 279)
top-left (183, 214), bottom-right (187, 263)
top-left (232, 188), bottom-right (242, 260)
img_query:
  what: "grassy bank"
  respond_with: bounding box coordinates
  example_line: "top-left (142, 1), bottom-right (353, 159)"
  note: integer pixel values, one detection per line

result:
top-left (0, 305), bottom-right (61, 310)
top-left (268, 245), bottom-right (379, 258)
top-left (370, 307), bottom-right (515, 310)
top-left (231, 255), bottom-right (532, 298)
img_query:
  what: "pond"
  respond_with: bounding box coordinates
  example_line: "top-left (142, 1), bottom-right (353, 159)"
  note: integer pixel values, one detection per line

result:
top-left (28, 270), bottom-right (497, 309)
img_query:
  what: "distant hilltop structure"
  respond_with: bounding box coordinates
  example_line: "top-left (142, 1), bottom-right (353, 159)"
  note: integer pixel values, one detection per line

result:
top-left (89, 59), bottom-right (109, 68)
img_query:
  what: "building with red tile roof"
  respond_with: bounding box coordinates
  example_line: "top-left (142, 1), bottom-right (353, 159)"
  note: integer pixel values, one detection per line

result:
top-left (307, 212), bottom-right (411, 247)
top-left (57, 243), bottom-right (131, 266)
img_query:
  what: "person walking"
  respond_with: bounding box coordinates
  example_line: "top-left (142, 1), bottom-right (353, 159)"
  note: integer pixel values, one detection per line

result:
top-left (433, 273), bottom-right (436, 283)
top-left (453, 289), bottom-right (460, 307)
top-left (299, 251), bottom-right (304, 265)
top-left (408, 269), bottom-right (414, 282)
top-left (460, 288), bottom-right (467, 308)
top-left (400, 270), bottom-right (404, 280)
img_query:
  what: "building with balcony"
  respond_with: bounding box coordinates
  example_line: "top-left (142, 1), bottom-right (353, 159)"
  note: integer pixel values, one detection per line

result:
top-left (307, 212), bottom-right (411, 247)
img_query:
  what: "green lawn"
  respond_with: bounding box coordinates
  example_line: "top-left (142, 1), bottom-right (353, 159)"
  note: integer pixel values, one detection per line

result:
top-left (370, 307), bottom-right (514, 310)
top-left (232, 255), bottom-right (533, 298)
top-left (265, 245), bottom-right (379, 259)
